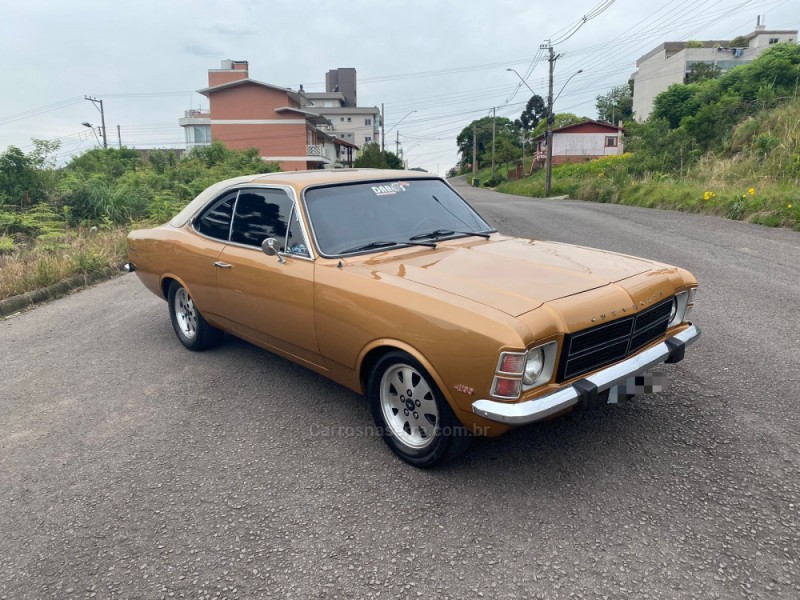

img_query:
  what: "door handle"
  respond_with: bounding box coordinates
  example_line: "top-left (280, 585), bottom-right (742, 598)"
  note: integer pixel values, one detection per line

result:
top-left (213, 261), bottom-right (233, 268)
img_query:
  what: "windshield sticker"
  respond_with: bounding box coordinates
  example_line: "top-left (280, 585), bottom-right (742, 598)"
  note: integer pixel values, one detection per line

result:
top-left (371, 182), bottom-right (410, 196)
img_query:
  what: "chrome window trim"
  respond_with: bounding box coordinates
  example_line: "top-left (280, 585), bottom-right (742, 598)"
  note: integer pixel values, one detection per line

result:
top-left (299, 176), bottom-right (495, 259)
top-left (191, 183), bottom-right (315, 262)
top-left (228, 189), bottom-right (241, 242)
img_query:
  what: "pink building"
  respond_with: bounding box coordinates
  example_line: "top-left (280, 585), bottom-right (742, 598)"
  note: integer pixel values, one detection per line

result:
top-left (179, 60), bottom-right (341, 171)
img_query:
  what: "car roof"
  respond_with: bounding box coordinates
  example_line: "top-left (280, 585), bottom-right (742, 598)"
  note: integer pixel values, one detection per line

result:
top-left (168, 169), bottom-right (439, 228)
top-left (248, 168), bottom-right (437, 187)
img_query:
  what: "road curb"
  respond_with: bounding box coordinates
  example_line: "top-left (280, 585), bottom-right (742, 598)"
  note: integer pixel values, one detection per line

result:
top-left (0, 267), bottom-right (123, 318)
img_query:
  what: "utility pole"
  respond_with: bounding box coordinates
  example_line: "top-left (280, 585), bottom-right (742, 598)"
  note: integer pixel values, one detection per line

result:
top-left (491, 106), bottom-right (496, 183)
top-left (117, 125), bottom-right (122, 149)
top-left (541, 41), bottom-right (558, 197)
top-left (380, 103), bottom-right (386, 168)
top-left (396, 130), bottom-right (400, 157)
top-left (520, 132), bottom-right (526, 174)
top-left (380, 103), bottom-right (385, 154)
top-left (85, 96), bottom-right (107, 148)
top-left (472, 125), bottom-right (477, 184)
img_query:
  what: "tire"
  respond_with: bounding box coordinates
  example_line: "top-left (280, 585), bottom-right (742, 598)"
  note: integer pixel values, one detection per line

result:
top-left (368, 351), bottom-right (471, 468)
top-left (167, 280), bottom-right (223, 351)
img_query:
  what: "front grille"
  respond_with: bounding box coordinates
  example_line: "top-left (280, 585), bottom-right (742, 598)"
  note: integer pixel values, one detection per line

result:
top-left (556, 298), bottom-right (673, 382)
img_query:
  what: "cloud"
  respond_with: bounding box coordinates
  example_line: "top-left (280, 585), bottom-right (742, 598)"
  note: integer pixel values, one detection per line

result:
top-left (182, 42), bottom-right (222, 59)
top-left (206, 24), bottom-right (257, 37)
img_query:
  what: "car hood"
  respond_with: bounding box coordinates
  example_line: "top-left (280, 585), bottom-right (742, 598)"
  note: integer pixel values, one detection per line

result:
top-left (352, 237), bottom-right (667, 317)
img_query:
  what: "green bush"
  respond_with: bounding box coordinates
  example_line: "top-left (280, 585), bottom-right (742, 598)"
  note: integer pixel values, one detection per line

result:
top-left (0, 234), bottom-right (15, 253)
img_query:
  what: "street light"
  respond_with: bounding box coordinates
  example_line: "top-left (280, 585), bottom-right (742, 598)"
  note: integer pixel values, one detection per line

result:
top-left (506, 68), bottom-right (538, 97)
top-left (384, 109), bottom-right (417, 135)
top-left (82, 122), bottom-right (101, 146)
top-left (386, 109), bottom-right (417, 157)
top-left (84, 96), bottom-right (107, 148)
top-left (554, 69), bottom-right (583, 104)
top-left (544, 68), bottom-right (583, 196)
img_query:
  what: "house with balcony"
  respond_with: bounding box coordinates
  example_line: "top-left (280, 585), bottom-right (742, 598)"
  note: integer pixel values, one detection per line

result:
top-left (178, 60), bottom-right (344, 171)
top-left (532, 120), bottom-right (624, 167)
top-left (631, 20), bottom-right (797, 121)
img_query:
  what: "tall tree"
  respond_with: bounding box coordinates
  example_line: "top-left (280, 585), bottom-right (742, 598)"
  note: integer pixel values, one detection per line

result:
top-left (684, 62), bottom-right (721, 84)
top-left (530, 113), bottom-right (586, 139)
top-left (455, 116), bottom-right (516, 169)
top-left (595, 83), bottom-right (633, 124)
top-left (353, 142), bottom-right (403, 169)
top-left (515, 95), bottom-right (547, 131)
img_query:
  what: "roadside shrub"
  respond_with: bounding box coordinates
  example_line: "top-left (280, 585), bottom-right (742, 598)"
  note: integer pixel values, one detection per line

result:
top-left (0, 235), bottom-right (15, 253)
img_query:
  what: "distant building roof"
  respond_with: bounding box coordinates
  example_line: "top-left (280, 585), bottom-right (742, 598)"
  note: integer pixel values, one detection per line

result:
top-left (533, 119), bottom-right (624, 141)
top-left (304, 92), bottom-right (346, 101)
top-left (311, 106), bottom-right (380, 115)
top-left (274, 107), bottom-right (332, 126)
top-left (198, 78), bottom-right (300, 103)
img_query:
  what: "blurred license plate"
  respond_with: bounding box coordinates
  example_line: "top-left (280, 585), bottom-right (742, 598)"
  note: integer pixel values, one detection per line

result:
top-left (607, 371), bottom-right (666, 404)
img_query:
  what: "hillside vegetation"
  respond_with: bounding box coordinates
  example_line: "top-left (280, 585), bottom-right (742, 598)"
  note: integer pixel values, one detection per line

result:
top-left (0, 142), bottom-right (276, 300)
top-left (498, 43), bottom-right (800, 230)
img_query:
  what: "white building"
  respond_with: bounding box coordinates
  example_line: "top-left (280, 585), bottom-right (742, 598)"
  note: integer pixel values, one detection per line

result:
top-left (302, 94), bottom-right (380, 150)
top-left (300, 68), bottom-right (381, 151)
top-left (631, 22), bottom-right (797, 121)
top-left (533, 120), bottom-right (624, 166)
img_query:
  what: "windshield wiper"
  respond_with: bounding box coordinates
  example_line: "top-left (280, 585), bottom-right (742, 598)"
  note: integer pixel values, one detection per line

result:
top-left (409, 228), bottom-right (491, 241)
top-left (340, 239), bottom-right (437, 254)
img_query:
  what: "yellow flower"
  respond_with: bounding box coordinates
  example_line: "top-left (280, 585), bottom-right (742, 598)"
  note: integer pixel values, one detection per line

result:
top-left (748, 187), bottom-right (756, 196)
top-left (789, 203), bottom-right (794, 209)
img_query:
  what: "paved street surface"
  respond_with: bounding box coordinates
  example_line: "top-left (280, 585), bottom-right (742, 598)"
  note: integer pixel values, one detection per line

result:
top-left (2, 178), bottom-right (799, 599)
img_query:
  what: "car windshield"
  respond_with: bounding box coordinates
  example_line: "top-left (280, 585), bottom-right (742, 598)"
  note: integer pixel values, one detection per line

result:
top-left (304, 178), bottom-right (494, 256)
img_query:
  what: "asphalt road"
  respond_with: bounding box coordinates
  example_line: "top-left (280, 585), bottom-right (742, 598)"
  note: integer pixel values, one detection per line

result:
top-left (2, 179), bottom-right (799, 599)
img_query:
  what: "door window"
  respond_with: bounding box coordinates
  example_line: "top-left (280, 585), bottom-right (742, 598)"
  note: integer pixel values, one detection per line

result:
top-left (230, 188), bottom-right (294, 249)
top-left (195, 191), bottom-right (237, 241)
top-left (285, 207), bottom-right (311, 257)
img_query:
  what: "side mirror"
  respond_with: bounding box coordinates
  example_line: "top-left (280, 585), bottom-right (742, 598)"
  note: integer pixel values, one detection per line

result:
top-left (261, 238), bottom-right (286, 263)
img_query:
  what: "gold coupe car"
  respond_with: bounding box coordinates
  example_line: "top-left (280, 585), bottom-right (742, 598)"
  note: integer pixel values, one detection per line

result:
top-left (127, 169), bottom-right (700, 467)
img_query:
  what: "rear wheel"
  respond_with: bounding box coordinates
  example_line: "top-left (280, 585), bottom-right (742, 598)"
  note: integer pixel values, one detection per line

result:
top-left (167, 280), bottom-right (223, 351)
top-left (368, 351), bottom-right (470, 468)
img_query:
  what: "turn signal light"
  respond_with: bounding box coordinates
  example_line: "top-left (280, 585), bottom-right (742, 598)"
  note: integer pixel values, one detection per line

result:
top-left (493, 377), bottom-right (522, 398)
top-left (498, 353), bottom-right (525, 374)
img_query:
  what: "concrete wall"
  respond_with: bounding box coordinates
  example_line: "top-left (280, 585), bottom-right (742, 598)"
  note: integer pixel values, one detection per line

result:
top-left (553, 132), bottom-right (623, 157)
top-left (632, 32), bottom-right (798, 121)
top-left (319, 110), bottom-right (380, 149)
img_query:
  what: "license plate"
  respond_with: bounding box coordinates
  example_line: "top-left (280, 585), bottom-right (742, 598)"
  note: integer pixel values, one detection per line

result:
top-left (607, 371), bottom-right (666, 404)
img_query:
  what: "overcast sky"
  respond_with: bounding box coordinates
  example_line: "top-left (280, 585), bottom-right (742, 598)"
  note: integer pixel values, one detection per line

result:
top-left (1, 0), bottom-right (797, 175)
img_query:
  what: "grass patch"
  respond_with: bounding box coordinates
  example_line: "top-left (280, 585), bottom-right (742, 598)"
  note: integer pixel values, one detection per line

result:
top-left (495, 154), bottom-right (800, 231)
top-left (0, 227), bottom-right (128, 300)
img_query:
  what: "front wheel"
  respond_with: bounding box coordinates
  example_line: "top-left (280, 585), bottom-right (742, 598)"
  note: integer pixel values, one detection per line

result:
top-left (368, 351), bottom-right (470, 468)
top-left (167, 281), bottom-right (223, 351)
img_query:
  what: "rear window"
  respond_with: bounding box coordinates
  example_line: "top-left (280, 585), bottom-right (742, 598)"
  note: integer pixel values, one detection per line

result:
top-left (304, 179), bottom-right (492, 257)
top-left (195, 192), bottom-right (237, 241)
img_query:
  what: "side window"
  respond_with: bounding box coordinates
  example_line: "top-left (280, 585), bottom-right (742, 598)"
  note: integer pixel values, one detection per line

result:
top-left (195, 191), bottom-right (237, 241)
top-left (286, 207), bottom-right (310, 258)
top-left (230, 188), bottom-right (293, 248)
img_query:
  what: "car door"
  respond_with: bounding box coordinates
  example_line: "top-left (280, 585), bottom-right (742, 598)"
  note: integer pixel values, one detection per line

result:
top-left (215, 186), bottom-right (319, 355)
top-left (180, 190), bottom-right (238, 317)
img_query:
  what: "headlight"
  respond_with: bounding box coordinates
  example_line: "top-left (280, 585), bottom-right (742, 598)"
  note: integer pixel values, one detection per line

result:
top-left (493, 342), bottom-right (558, 400)
top-left (523, 347), bottom-right (545, 385)
top-left (668, 287), bottom-right (697, 328)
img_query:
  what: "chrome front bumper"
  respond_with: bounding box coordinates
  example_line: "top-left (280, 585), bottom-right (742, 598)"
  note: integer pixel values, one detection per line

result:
top-left (472, 324), bottom-right (701, 425)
